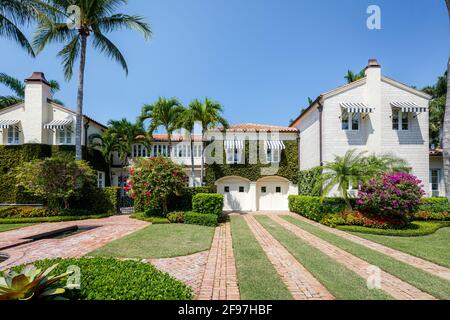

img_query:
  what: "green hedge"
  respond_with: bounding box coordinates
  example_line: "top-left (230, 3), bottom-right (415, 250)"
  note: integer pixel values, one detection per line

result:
top-left (288, 195), bottom-right (352, 222)
top-left (0, 144), bottom-right (110, 204)
top-left (418, 197), bottom-right (450, 214)
top-left (298, 167), bottom-right (322, 196)
top-left (192, 193), bottom-right (224, 216)
top-left (8, 258), bottom-right (193, 300)
top-left (205, 140), bottom-right (299, 187)
top-left (184, 212), bottom-right (218, 227)
top-left (0, 214), bottom-right (111, 224)
top-left (71, 186), bottom-right (120, 215)
top-left (168, 187), bottom-right (211, 212)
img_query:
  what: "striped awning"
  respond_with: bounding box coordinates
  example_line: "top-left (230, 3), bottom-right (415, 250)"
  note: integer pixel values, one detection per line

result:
top-left (264, 140), bottom-right (286, 150)
top-left (0, 119), bottom-right (20, 129)
top-left (44, 119), bottom-right (73, 130)
top-left (391, 102), bottom-right (427, 113)
top-left (340, 102), bottom-right (374, 114)
top-left (224, 140), bottom-right (244, 150)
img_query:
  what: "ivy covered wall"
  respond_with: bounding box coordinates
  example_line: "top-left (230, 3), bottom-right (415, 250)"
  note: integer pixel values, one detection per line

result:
top-left (0, 144), bottom-right (110, 204)
top-left (205, 140), bottom-right (299, 187)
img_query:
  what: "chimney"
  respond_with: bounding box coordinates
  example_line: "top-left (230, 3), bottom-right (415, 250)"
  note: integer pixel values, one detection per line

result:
top-left (23, 72), bottom-right (52, 143)
top-left (364, 59), bottom-right (382, 149)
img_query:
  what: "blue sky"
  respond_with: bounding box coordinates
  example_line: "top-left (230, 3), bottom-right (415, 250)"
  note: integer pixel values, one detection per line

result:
top-left (0, 0), bottom-right (449, 128)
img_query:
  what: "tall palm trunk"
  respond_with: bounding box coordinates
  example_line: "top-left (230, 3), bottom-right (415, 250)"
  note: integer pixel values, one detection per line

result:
top-left (444, 57), bottom-right (450, 201)
top-left (75, 34), bottom-right (88, 160)
top-left (190, 135), bottom-right (196, 187)
top-left (200, 129), bottom-right (206, 186)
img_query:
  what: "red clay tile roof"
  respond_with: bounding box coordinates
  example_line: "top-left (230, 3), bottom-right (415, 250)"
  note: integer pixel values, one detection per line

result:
top-left (212, 123), bottom-right (298, 133)
top-left (152, 134), bottom-right (203, 142)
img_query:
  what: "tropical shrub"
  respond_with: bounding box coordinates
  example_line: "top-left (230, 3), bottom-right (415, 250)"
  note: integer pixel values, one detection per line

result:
top-left (126, 157), bottom-right (187, 214)
top-left (321, 211), bottom-right (407, 229)
top-left (13, 157), bottom-right (96, 209)
top-left (192, 193), bottom-right (224, 216)
top-left (412, 211), bottom-right (450, 221)
top-left (356, 173), bottom-right (425, 223)
top-left (184, 212), bottom-right (218, 227)
top-left (6, 258), bottom-right (192, 300)
top-left (167, 211), bottom-right (185, 224)
top-left (0, 264), bottom-right (73, 300)
top-left (71, 186), bottom-right (120, 215)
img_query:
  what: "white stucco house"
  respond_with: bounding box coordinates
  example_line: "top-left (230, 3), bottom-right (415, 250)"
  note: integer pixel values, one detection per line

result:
top-left (290, 59), bottom-right (442, 197)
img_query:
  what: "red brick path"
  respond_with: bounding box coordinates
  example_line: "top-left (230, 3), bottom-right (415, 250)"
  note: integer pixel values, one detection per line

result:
top-left (244, 215), bottom-right (334, 300)
top-left (289, 214), bottom-right (450, 282)
top-left (271, 215), bottom-right (435, 300)
top-left (198, 223), bottom-right (240, 300)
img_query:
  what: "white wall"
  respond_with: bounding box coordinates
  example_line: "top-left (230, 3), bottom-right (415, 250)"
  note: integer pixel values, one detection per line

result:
top-left (297, 108), bottom-right (321, 170)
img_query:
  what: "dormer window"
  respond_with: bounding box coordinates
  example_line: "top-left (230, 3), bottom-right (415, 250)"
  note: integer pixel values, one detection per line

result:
top-left (7, 126), bottom-right (20, 145)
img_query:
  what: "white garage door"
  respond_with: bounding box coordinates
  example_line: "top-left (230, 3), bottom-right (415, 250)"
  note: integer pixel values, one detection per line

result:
top-left (217, 178), bottom-right (251, 211)
top-left (258, 181), bottom-right (289, 211)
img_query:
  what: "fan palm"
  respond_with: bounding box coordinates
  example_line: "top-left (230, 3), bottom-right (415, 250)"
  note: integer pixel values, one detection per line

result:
top-left (189, 98), bottom-right (228, 185)
top-left (33, 0), bottom-right (151, 161)
top-left (0, 72), bottom-right (63, 109)
top-left (0, 0), bottom-right (42, 57)
top-left (139, 97), bottom-right (184, 154)
top-left (443, 0), bottom-right (450, 201)
top-left (344, 69), bottom-right (365, 84)
top-left (178, 105), bottom-right (197, 186)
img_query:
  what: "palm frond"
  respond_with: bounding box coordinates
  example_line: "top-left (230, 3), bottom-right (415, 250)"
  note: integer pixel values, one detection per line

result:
top-left (0, 14), bottom-right (35, 57)
top-left (0, 72), bottom-right (25, 98)
top-left (91, 30), bottom-right (128, 74)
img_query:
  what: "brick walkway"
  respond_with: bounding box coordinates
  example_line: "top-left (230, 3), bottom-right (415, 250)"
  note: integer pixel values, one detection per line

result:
top-left (148, 251), bottom-right (209, 298)
top-left (244, 215), bottom-right (334, 300)
top-left (271, 215), bottom-right (435, 300)
top-left (198, 223), bottom-right (240, 300)
top-left (0, 215), bottom-right (148, 270)
top-left (289, 214), bottom-right (450, 282)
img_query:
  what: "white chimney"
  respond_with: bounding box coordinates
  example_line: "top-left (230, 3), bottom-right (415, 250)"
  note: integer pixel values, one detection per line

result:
top-left (23, 72), bottom-right (52, 143)
top-left (364, 59), bottom-right (382, 150)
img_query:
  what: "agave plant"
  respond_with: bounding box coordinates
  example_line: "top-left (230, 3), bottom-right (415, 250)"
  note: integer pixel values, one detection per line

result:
top-left (0, 263), bottom-right (73, 300)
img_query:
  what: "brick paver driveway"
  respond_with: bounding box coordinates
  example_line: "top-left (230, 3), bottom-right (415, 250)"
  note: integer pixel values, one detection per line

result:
top-left (0, 215), bottom-right (148, 270)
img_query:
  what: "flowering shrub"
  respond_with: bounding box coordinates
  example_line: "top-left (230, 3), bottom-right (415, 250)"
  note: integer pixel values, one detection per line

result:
top-left (126, 157), bottom-right (187, 214)
top-left (356, 173), bottom-right (425, 223)
top-left (321, 211), bottom-right (407, 229)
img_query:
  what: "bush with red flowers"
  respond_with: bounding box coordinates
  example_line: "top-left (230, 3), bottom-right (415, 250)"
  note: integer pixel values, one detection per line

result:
top-left (126, 157), bottom-right (187, 214)
top-left (356, 173), bottom-right (425, 224)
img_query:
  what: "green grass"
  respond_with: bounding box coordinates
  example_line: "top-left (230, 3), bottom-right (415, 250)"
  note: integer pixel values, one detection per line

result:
top-left (130, 213), bottom-right (170, 224)
top-left (90, 223), bottom-right (215, 259)
top-left (0, 223), bottom-right (34, 232)
top-left (230, 216), bottom-right (293, 300)
top-left (348, 226), bottom-right (450, 269)
top-left (338, 221), bottom-right (450, 237)
top-left (0, 214), bottom-right (111, 224)
top-left (255, 216), bottom-right (391, 300)
top-left (283, 216), bottom-right (450, 300)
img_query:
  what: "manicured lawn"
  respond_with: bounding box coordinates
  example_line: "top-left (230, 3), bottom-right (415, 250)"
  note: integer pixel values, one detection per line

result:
top-left (284, 216), bottom-right (450, 300)
top-left (255, 216), bottom-right (391, 300)
top-left (0, 223), bottom-right (34, 233)
top-left (338, 221), bottom-right (450, 237)
top-left (89, 224), bottom-right (215, 259)
top-left (230, 216), bottom-right (293, 300)
top-left (349, 226), bottom-right (450, 269)
top-left (0, 214), bottom-right (111, 225)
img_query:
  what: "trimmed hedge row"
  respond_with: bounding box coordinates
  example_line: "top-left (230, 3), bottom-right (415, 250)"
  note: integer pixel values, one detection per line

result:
top-left (288, 195), bottom-right (354, 222)
top-left (9, 258), bottom-right (193, 300)
top-left (192, 193), bottom-right (224, 216)
top-left (0, 214), bottom-right (111, 224)
top-left (184, 212), bottom-right (218, 227)
top-left (168, 187), bottom-right (211, 212)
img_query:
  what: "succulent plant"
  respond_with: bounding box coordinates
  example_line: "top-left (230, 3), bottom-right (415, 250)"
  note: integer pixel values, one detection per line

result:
top-left (0, 264), bottom-right (73, 300)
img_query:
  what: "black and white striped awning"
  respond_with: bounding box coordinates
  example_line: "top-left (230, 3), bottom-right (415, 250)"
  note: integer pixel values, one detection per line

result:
top-left (44, 119), bottom-right (73, 130)
top-left (224, 140), bottom-right (244, 150)
top-left (264, 140), bottom-right (286, 150)
top-left (0, 119), bottom-right (20, 129)
top-left (391, 102), bottom-right (427, 113)
top-left (340, 102), bottom-right (374, 114)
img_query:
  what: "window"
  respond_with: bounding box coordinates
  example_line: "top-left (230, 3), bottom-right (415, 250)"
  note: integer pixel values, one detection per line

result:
top-left (430, 169), bottom-right (440, 196)
top-left (224, 186), bottom-right (230, 193)
top-left (7, 126), bottom-right (20, 145)
top-left (226, 148), bottom-right (242, 164)
top-left (97, 171), bottom-right (105, 188)
top-left (266, 148), bottom-right (280, 163)
top-left (239, 186), bottom-right (245, 193)
top-left (58, 127), bottom-right (72, 145)
top-left (261, 187), bottom-right (267, 193)
top-left (276, 187), bottom-right (282, 193)
top-left (393, 110), bottom-right (409, 131)
top-left (133, 144), bottom-right (148, 158)
top-left (194, 145), bottom-right (202, 158)
top-left (153, 144), bottom-right (169, 157)
top-left (342, 110), bottom-right (359, 131)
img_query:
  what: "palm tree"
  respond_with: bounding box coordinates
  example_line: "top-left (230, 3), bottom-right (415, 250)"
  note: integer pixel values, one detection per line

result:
top-left (140, 97), bottom-right (184, 154)
top-left (89, 130), bottom-right (117, 184)
top-left (189, 98), bottom-right (228, 185)
top-left (178, 104), bottom-right (197, 187)
top-left (0, 0), bottom-right (42, 56)
top-left (107, 119), bottom-right (146, 196)
top-left (316, 150), bottom-right (369, 209)
top-left (363, 153), bottom-right (410, 175)
top-left (443, 0), bottom-right (450, 201)
top-left (0, 72), bottom-right (63, 108)
top-left (344, 69), bottom-right (365, 84)
top-left (33, 0), bottom-right (151, 161)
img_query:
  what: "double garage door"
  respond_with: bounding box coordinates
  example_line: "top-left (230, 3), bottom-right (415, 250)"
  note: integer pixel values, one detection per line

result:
top-left (217, 177), bottom-right (289, 211)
